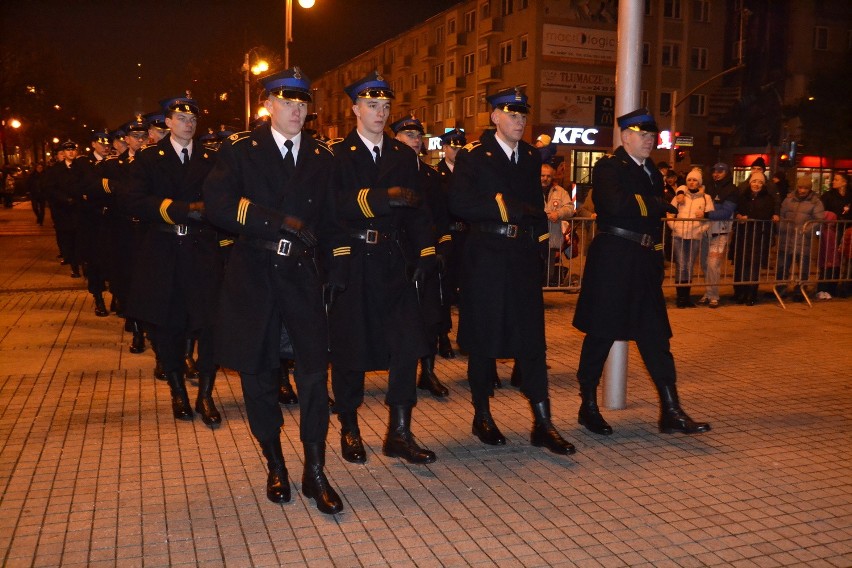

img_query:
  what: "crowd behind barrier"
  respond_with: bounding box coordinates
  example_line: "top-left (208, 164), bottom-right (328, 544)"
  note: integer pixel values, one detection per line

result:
top-left (543, 217), bottom-right (852, 307)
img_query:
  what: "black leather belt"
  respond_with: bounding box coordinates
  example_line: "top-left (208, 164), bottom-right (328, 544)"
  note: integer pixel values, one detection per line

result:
top-left (470, 222), bottom-right (534, 239)
top-left (152, 223), bottom-right (204, 236)
top-left (351, 229), bottom-right (395, 244)
top-left (449, 221), bottom-right (469, 232)
top-left (598, 224), bottom-right (659, 249)
top-left (240, 235), bottom-right (310, 257)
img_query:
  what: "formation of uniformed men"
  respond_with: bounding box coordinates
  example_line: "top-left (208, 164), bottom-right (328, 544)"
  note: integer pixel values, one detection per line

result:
top-left (41, 65), bottom-right (710, 516)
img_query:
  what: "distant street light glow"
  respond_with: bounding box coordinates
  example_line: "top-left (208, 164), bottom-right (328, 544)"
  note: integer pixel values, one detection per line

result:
top-left (10, 119), bottom-right (22, 129)
top-left (298, 0), bottom-right (315, 7)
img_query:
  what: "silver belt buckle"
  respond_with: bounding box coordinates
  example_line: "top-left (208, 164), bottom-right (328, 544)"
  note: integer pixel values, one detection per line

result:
top-left (365, 229), bottom-right (379, 244)
top-left (641, 233), bottom-right (653, 247)
top-left (176, 224), bottom-right (189, 236)
top-left (276, 238), bottom-right (292, 256)
top-left (505, 224), bottom-right (518, 238)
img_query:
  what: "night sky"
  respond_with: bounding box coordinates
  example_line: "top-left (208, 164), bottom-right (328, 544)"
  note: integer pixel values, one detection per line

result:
top-left (1, 0), bottom-right (460, 127)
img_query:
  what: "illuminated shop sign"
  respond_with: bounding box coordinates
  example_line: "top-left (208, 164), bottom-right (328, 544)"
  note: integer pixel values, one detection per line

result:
top-left (551, 126), bottom-right (599, 145)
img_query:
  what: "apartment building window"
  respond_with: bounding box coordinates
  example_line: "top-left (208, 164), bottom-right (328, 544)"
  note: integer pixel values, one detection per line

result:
top-left (479, 45), bottom-right (489, 65)
top-left (814, 26), bottom-right (829, 50)
top-left (502, 0), bottom-right (513, 16)
top-left (411, 73), bottom-right (418, 90)
top-left (434, 102), bottom-right (443, 122)
top-left (642, 42), bottom-right (651, 65)
top-left (690, 47), bottom-right (708, 70)
top-left (481, 1), bottom-right (490, 19)
top-left (663, 0), bottom-right (682, 19)
top-left (478, 91), bottom-right (488, 113)
top-left (463, 52), bottom-right (475, 75)
top-left (660, 92), bottom-right (673, 114)
top-left (448, 18), bottom-right (456, 34)
top-left (662, 43), bottom-right (681, 67)
top-left (447, 58), bottom-right (456, 76)
top-left (693, 0), bottom-right (710, 22)
top-left (463, 95), bottom-right (474, 117)
top-left (446, 99), bottom-right (455, 120)
top-left (434, 63), bottom-right (445, 84)
top-left (644, 0), bottom-right (652, 16)
top-left (640, 90), bottom-right (649, 109)
top-left (689, 94), bottom-right (706, 116)
top-left (499, 40), bottom-right (513, 64)
top-left (389, 46), bottom-right (396, 64)
top-left (520, 0), bottom-right (529, 8)
top-left (464, 10), bottom-right (476, 32)
top-left (436, 25), bottom-right (445, 44)
top-left (519, 34), bottom-right (529, 59)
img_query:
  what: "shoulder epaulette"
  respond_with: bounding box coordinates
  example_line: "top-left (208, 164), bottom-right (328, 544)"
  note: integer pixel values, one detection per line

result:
top-left (328, 137), bottom-right (345, 147)
top-left (424, 162), bottom-right (439, 173)
top-left (314, 139), bottom-right (334, 156)
top-left (462, 141), bottom-right (481, 152)
top-left (226, 132), bottom-right (251, 146)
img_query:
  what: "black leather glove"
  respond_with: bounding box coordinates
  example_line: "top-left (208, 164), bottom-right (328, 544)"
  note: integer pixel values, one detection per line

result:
top-left (280, 215), bottom-right (317, 247)
top-left (387, 186), bottom-right (421, 208)
top-left (323, 282), bottom-right (345, 311)
top-left (412, 255), bottom-right (437, 285)
top-left (435, 253), bottom-right (446, 275)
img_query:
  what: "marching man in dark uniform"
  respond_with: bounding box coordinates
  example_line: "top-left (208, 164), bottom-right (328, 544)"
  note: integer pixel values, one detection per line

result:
top-left (328, 71), bottom-right (437, 466)
top-left (125, 94), bottom-right (222, 427)
top-left (204, 68), bottom-right (344, 514)
top-left (390, 115), bottom-right (450, 398)
top-left (449, 87), bottom-right (575, 456)
top-left (573, 108), bottom-right (711, 436)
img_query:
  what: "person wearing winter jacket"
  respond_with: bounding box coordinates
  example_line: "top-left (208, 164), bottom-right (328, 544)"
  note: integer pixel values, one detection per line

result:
top-left (699, 163), bottom-right (738, 308)
top-left (667, 168), bottom-right (713, 307)
top-left (733, 171), bottom-right (775, 305)
top-left (776, 176), bottom-right (825, 287)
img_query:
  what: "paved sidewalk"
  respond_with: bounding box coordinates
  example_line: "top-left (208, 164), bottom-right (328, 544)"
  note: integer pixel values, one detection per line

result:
top-left (1, 202), bottom-right (851, 567)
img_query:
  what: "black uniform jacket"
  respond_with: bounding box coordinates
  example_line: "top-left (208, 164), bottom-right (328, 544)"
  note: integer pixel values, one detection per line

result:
top-left (44, 158), bottom-right (86, 232)
top-left (573, 145), bottom-right (673, 340)
top-left (448, 129), bottom-right (549, 358)
top-left (204, 124), bottom-right (343, 375)
top-left (124, 135), bottom-right (219, 328)
top-left (328, 129), bottom-right (433, 371)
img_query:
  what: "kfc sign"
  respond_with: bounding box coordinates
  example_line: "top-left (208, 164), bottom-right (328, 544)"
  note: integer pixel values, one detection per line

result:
top-left (552, 126), bottom-right (599, 145)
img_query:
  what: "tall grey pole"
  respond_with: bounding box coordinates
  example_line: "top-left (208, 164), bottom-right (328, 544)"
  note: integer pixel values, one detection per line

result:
top-left (603, 0), bottom-right (644, 410)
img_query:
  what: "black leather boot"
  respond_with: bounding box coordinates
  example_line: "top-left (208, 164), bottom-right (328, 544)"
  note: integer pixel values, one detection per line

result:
top-left (437, 333), bottom-right (455, 359)
top-left (489, 363), bottom-right (502, 390)
top-left (676, 286), bottom-right (696, 308)
top-left (657, 384), bottom-right (711, 434)
top-left (472, 399), bottom-right (506, 445)
top-left (510, 364), bottom-right (522, 388)
top-left (183, 338), bottom-right (200, 380)
top-left (129, 321), bottom-right (146, 354)
top-left (278, 362), bottom-right (298, 405)
top-left (109, 295), bottom-right (120, 315)
top-left (578, 383), bottom-right (612, 435)
top-left (338, 411), bottom-right (367, 464)
top-left (70, 265), bottom-right (81, 278)
top-left (260, 436), bottom-right (290, 503)
top-left (93, 293), bottom-right (108, 317)
top-left (165, 371), bottom-right (193, 420)
top-left (417, 356), bottom-right (449, 397)
top-left (530, 399), bottom-right (576, 455)
top-left (153, 358), bottom-right (167, 381)
top-left (382, 406), bottom-right (437, 464)
top-left (302, 442), bottom-right (343, 515)
top-left (195, 374), bottom-right (222, 427)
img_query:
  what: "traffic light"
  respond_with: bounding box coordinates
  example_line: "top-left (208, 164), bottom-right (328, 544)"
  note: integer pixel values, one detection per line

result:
top-left (778, 153), bottom-right (790, 167)
top-left (675, 149), bottom-right (686, 162)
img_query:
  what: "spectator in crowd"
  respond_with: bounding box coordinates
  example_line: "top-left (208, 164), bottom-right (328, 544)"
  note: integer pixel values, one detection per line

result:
top-left (27, 162), bottom-right (47, 225)
top-left (541, 163), bottom-right (574, 286)
top-left (776, 176), bottom-right (825, 294)
top-left (733, 171), bottom-right (775, 305)
top-left (772, 172), bottom-right (790, 203)
top-left (699, 163), bottom-right (738, 308)
top-left (738, 157), bottom-right (780, 219)
top-left (535, 133), bottom-right (555, 164)
top-left (817, 172), bottom-right (851, 299)
top-left (662, 171), bottom-right (679, 260)
top-left (667, 168), bottom-right (713, 308)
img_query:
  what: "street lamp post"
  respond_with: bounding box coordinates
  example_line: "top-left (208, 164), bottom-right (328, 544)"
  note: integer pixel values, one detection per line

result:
top-left (243, 50), bottom-right (269, 131)
top-left (285, 0), bottom-right (315, 70)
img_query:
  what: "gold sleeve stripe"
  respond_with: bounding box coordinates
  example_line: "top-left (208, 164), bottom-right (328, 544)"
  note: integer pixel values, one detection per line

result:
top-left (332, 246), bottom-right (351, 256)
top-left (438, 234), bottom-right (452, 244)
top-left (538, 234), bottom-right (549, 243)
top-left (420, 246), bottom-right (436, 257)
top-left (237, 197), bottom-right (251, 225)
top-left (357, 188), bottom-right (374, 218)
top-left (654, 243), bottom-right (663, 251)
top-left (159, 199), bottom-right (175, 224)
top-left (495, 193), bottom-right (509, 223)
top-left (634, 194), bottom-right (648, 217)
top-left (219, 239), bottom-right (234, 247)
top-left (102, 179), bottom-right (111, 194)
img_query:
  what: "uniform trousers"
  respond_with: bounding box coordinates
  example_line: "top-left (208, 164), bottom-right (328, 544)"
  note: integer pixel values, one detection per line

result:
top-left (240, 368), bottom-right (329, 444)
top-left (577, 334), bottom-right (676, 390)
top-left (154, 324), bottom-right (215, 376)
top-left (468, 353), bottom-right (548, 406)
top-left (331, 361), bottom-right (417, 414)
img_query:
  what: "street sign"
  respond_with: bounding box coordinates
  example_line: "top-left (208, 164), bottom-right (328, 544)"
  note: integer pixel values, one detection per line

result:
top-left (674, 135), bottom-right (694, 147)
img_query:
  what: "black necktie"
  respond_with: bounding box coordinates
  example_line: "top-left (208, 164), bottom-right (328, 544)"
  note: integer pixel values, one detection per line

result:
top-left (181, 148), bottom-right (189, 165)
top-left (510, 150), bottom-right (516, 165)
top-left (283, 140), bottom-right (295, 176)
top-left (373, 145), bottom-right (381, 166)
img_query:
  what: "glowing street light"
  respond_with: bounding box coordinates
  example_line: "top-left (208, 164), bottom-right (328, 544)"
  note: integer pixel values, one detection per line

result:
top-left (285, 0), bottom-right (316, 69)
top-left (244, 49), bottom-right (270, 130)
top-left (9, 119), bottom-right (21, 129)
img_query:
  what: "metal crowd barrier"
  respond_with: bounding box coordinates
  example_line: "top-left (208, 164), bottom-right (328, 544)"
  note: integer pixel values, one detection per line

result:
top-left (542, 217), bottom-right (852, 309)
